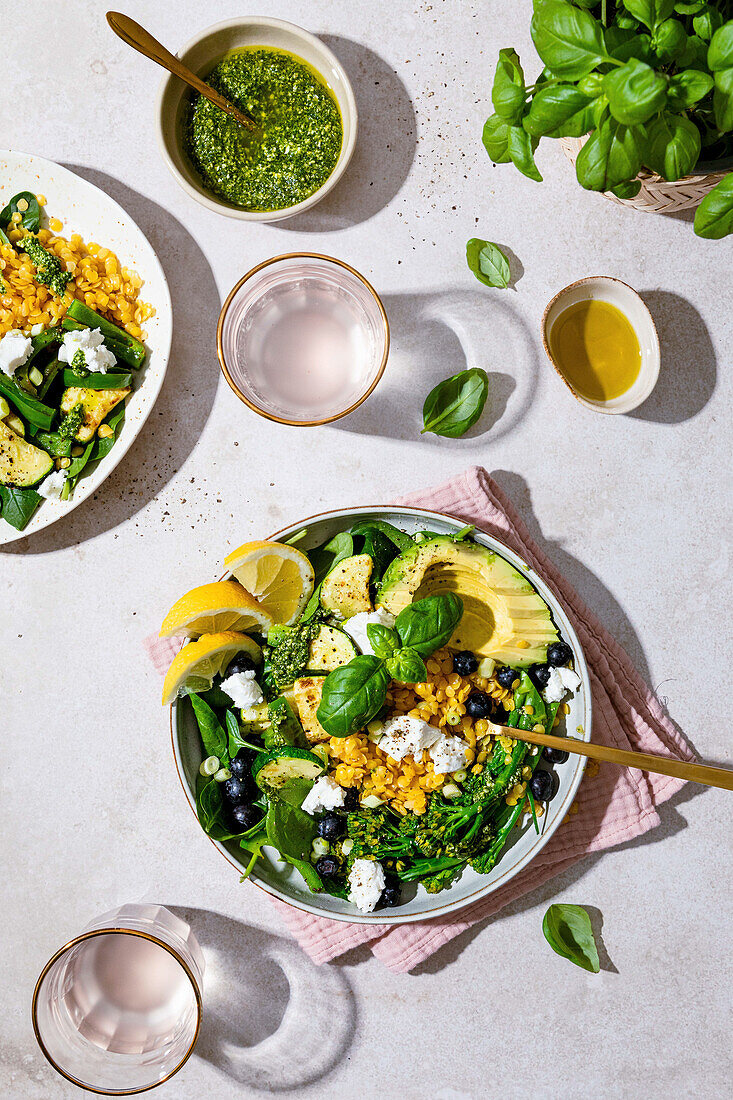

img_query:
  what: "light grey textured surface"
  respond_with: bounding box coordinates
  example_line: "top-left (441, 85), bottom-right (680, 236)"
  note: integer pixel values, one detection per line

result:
top-left (1, 2), bottom-right (731, 1098)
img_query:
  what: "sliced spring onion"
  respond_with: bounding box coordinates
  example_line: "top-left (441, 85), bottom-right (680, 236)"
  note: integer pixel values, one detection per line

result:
top-left (199, 756), bottom-right (219, 777)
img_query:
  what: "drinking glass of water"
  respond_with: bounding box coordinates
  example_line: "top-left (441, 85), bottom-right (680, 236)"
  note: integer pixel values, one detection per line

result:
top-left (217, 253), bottom-right (390, 425)
top-left (32, 903), bottom-right (204, 1094)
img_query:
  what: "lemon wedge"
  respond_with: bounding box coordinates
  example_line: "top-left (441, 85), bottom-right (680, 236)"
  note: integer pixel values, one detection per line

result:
top-left (162, 631), bottom-right (261, 705)
top-left (159, 580), bottom-right (273, 639)
top-left (224, 540), bottom-right (315, 625)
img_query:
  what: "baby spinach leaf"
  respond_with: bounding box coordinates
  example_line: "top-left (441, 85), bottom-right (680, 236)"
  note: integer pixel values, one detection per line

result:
top-left (466, 239), bottom-right (511, 288)
top-left (317, 655), bottom-right (391, 737)
top-left (645, 112), bottom-right (701, 179)
top-left (395, 593), bottom-right (463, 658)
top-left (575, 118), bottom-right (642, 190)
top-left (524, 84), bottom-right (595, 138)
top-left (667, 69), bottom-right (714, 110)
top-left (266, 798), bottom-right (318, 865)
top-left (694, 173), bottom-right (733, 238)
top-left (531, 0), bottom-right (607, 80)
top-left (0, 484), bottom-right (42, 531)
top-left (386, 647), bottom-right (428, 684)
top-left (189, 692), bottom-right (228, 761)
top-left (482, 114), bottom-right (513, 163)
top-left (542, 903), bottom-right (600, 973)
top-left (507, 125), bottom-right (543, 181)
top-left (421, 368), bottom-right (489, 438)
top-left (622, 0), bottom-right (676, 31)
top-left (492, 48), bottom-right (526, 123)
top-left (366, 622), bottom-right (401, 658)
top-left (603, 58), bottom-right (667, 124)
top-left (196, 775), bottom-right (227, 834)
top-left (0, 191), bottom-right (41, 232)
top-left (351, 519), bottom-right (414, 552)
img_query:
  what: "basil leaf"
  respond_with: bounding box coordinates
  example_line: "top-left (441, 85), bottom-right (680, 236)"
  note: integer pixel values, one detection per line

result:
top-left (694, 173), bottom-right (733, 238)
top-left (0, 484), bottom-right (42, 531)
top-left (622, 0), bottom-right (675, 31)
top-left (0, 191), bottom-right (41, 232)
top-left (507, 125), bottom-right (543, 181)
top-left (708, 22), bottom-right (733, 72)
top-left (603, 58), bottom-right (667, 124)
top-left (189, 692), bottom-right (228, 761)
top-left (492, 48), bottom-right (526, 123)
top-left (673, 1), bottom-right (705, 13)
top-left (531, 0), bottom-right (606, 80)
top-left (713, 68), bottom-right (733, 132)
top-left (693, 10), bottom-right (723, 42)
top-left (386, 647), bottom-right (428, 684)
top-left (608, 30), bottom-right (654, 64)
top-left (421, 368), bottom-right (489, 438)
top-left (610, 178), bottom-right (642, 198)
top-left (317, 655), bottom-right (391, 737)
top-left (395, 593), bottom-right (463, 658)
top-left (667, 69), bottom-right (714, 110)
top-left (366, 622), bottom-right (401, 658)
top-left (575, 118), bottom-right (642, 190)
top-left (482, 113), bottom-right (513, 163)
top-left (542, 903), bottom-right (600, 973)
top-left (645, 113), bottom-right (701, 180)
top-left (524, 84), bottom-right (595, 138)
top-left (466, 239), bottom-right (511, 288)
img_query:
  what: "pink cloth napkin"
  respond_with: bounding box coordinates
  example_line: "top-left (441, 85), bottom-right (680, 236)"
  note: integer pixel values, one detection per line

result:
top-left (147, 467), bottom-right (694, 973)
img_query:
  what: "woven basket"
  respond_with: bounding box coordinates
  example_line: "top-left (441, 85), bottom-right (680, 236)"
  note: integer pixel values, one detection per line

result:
top-left (559, 135), bottom-right (729, 214)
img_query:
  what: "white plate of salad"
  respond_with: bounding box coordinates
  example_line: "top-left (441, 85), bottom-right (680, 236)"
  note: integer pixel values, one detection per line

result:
top-left (0, 150), bottom-right (172, 543)
top-left (167, 507), bottom-right (592, 924)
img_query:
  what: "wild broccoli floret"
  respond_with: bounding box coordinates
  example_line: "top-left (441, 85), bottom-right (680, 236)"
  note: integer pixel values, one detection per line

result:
top-left (347, 807), bottom-right (416, 862)
top-left (21, 235), bottom-right (71, 298)
top-left (422, 863), bottom-right (464, 893)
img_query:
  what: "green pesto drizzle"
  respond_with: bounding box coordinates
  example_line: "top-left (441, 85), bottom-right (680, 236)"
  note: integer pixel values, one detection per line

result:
top-left (184, 46), bottom-right (343, 212)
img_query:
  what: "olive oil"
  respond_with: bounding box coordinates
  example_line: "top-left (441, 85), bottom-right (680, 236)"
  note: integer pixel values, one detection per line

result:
top-left (549, 299), bottom-right (641, 403)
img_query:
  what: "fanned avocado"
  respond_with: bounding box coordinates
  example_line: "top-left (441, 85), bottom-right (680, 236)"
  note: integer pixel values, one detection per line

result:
top-left (377, 535), bottom-right (558, 666)
top-left (0, 420), bottom-right (53, 487)
top-left (60, 385), bottom-right (130, 442)
top-left (320, 553), bottom-right (373, 618)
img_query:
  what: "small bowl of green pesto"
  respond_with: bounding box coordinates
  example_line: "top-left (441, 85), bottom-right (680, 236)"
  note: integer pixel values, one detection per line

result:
top-left (156, 17), bottom-right (357, 222)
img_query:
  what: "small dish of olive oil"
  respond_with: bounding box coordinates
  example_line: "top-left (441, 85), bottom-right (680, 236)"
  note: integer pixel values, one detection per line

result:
top-left (542, 277), bottom-right (660, 414)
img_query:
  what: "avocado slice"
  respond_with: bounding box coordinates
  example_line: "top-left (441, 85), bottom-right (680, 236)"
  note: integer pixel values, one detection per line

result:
top-left (60, 385), bottom-right (130, 442)
top-left (0, 420), bottom-right (53, 487)
top-left (320, 553), bottom-right (373, 618)
top-left (377, 535), bottom-right (559, 666)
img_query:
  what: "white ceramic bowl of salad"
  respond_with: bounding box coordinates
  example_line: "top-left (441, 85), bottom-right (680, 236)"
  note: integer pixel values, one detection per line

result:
top-left (171, 506), bottom-right (591, 925)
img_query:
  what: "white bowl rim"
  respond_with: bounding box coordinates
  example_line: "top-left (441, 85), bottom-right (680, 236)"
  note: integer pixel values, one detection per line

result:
top-left (0, 149), bottom-right (172, 545)
top-left (541, 275), bottom-right (661, 415)
top-left (170, 505), bottom-right (592, 925)
top-left (155, 16), bottom-right (358, 223)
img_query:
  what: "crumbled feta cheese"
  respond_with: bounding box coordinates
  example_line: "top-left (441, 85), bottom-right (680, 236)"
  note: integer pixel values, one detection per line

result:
top-left (0, 330), bottom-right (33, 377)
top-left (348, 859), bottom-right (385, 913)
top-left (342, 608), bottom-right (396, 655)
top-left (301, 776), bottom-right (345, 815)
top-left (377, 714), bottom-right (441, 761)
top-left (58, 327), bottom-right (116, 374)
top-left (36, 468), bottom-right (67, 500)
top-left (429, 734), bottom-right (470, 774)
top-left (543, 666), bottom-right (581, 704)
top-left (220, 670), bottom-right (263, 708)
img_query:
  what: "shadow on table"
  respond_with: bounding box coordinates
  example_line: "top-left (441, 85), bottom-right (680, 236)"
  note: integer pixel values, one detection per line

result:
top-left (170, 908), bottom-right (355, 1091)
top-left (334, 289), bottom-right (538, 445)
top-left (1, 168), bottom-right (220, 555)
top-left (277, 36), bottom-right (416, 232)
top-left (632, 290), bottom-right (716, 424)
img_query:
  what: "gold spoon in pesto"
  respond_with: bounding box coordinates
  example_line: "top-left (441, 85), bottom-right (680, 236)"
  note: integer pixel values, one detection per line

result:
top-left (107, 11), bottom-right (258, 134)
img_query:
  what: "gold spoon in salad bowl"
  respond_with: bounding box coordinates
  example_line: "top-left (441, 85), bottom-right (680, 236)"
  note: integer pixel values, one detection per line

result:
top-left (106, 11), bottom-right (258, 133)
top-left (488, 721), bottom-right (733, 792)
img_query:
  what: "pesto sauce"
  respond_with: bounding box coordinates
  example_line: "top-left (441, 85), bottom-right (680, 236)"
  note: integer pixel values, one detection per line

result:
top-left (184, 47), bottom-right (343, 212)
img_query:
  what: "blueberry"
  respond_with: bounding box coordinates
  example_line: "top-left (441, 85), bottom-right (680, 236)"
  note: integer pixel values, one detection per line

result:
top-left (317, 813), bottom-right (345, 841)
top-left (465, 690), bottom-right (493, 719)
top-left (229, 750), bottom-right (254, 780)
top-left (379, 884), bottom-right (401, 908)
top-left (343, 788), bottom-right (359, 812)
top-left (530, 769), bottom-right (558, 802)
top-left (452, 650), bottom-right (479, 676)
top-left (315, 856), bottom-right (339, 877)
top-left (496, 665), bottom-right (517, 689)
top-left (222, 776), bottom-right (248, 804)
top-left (228, 803), bottom-right (261, 831)
top-left (528, 663), bottom-right (551, 690)
top-left (226, 653), bottom-right (256, 676)
top-left (543, 746), bottom-right (569, 765)
top-left (546, 641), bottom-right (573, 667)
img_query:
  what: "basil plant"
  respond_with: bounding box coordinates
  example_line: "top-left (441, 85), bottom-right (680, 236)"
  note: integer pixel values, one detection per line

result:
top-left (484, 1), bottom-right (733, 239)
